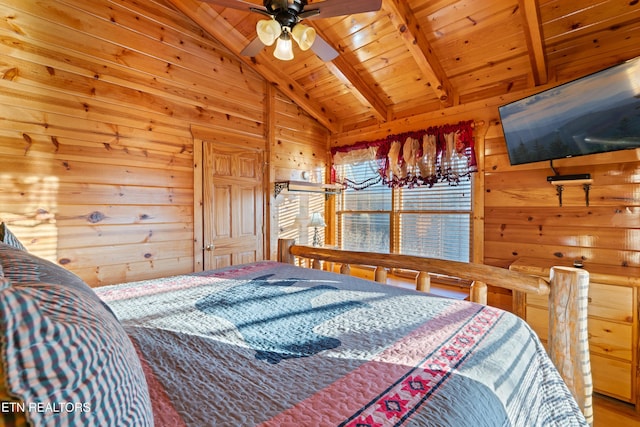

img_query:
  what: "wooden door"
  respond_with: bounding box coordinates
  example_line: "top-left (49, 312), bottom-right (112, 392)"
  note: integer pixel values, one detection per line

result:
top-left (203, 142), bottom-right (263, 269)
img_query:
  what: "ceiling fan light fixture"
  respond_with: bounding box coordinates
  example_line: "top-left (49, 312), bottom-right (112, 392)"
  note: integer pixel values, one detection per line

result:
top-left (256, 19), bottom-right (281, 46)
top-left (291, 24), bottom-right (316, 51)
top-left (273, 30), bottom-right (294, 61)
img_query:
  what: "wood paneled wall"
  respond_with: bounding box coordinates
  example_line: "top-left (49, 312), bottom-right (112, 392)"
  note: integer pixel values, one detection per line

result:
top-left (0, 0), bottom-right (328, 286)
top-left (484, 132), bottom-right (640, 270)
top-left (271, 91), bottom-right (330, 182)
top-left (268, 90), bottom-right (330, 258)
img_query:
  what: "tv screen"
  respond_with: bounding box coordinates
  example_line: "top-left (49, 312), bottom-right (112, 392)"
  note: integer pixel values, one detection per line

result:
top-left (499, 56), bottom-right (640, 166)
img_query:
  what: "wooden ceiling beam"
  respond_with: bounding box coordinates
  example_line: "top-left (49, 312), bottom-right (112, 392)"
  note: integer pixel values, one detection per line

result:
top-left (324, 55), bottom-right (388, 122)
top-left (382, 0), bottom-right (454, 106)
top-left (167, 0), bottom-right (341, 133)
top-left (519, 0), bottom-right (548, 85)
top-left (308, 26), bottom-right (388, 123)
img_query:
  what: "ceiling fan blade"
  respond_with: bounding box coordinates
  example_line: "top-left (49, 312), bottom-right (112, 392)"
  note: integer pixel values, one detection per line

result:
top-left (310, 35), bottom-right (338, 62)
top-left (240, 37), bottom-right (266, 57)
top-left (199, 0), bottom-right (264, 12)
top-left (303, 0), bottom-right (382, 20)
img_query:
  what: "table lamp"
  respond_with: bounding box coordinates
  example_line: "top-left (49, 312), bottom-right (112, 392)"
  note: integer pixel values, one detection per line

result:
top-left (308, 212), bottom-right (326, 247)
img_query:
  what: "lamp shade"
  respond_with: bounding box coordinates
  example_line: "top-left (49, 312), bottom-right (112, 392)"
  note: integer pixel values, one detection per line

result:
top-left (291, 24), bottom-right (316, 51)
top-left (256, 19), bottom-right (281, 46)
top-left (308, 212), bottom-right (326, 228)
top-left (273, 32), bottom-right (294, 61)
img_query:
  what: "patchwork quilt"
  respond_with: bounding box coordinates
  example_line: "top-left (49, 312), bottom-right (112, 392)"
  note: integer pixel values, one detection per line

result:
top-left (95, 261), bottom-right (587, 427)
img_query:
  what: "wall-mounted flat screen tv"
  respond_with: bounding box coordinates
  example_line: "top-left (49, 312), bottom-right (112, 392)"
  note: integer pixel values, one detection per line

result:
top-left (499, 56), bottom-right (640, 166)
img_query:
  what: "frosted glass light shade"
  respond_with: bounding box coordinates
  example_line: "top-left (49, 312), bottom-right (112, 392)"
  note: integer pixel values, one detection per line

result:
top-left (256, 19), bottom-right (281, 46)
top-left (308, 212), bottom-right (326, 228)
top-left (274, 34), bottom-right (294, 61)
top-left (291, 24), bottom-right (316, 51)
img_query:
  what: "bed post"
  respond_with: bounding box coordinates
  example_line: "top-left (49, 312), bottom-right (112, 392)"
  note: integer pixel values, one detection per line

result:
top-left (470, 280), bottom-right (487, 305)
top-left (416, 271), bottom-right (430, 292)
top-left (548, 266), bottom-right (592, 425)
top-left (340, 264), bottom-right (351, 276)
top-left (278, 238), bottom-right (296, 264)
top-left (374, 266), bottom-right (387, 283)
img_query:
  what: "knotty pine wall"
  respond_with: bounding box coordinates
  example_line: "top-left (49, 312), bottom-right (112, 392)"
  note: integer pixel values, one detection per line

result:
top-left (0, 0), bottom-right (328, 286)
top-left (268, 89), bottom-right (330, 256)
top-left (482, 117), bottom-right (639, 310)
top-left (484, 128), bottom-right (640, 271)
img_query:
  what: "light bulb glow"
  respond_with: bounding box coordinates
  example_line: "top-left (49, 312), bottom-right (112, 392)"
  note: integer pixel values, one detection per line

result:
top-left (273, 32), bottom-right (294, 61)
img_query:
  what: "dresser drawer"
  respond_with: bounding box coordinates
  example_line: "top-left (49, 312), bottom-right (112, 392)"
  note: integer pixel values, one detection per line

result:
top-left (591, 353), bottom-right (633, 401)
top-left (526, 306), bottom-right (632, 360)
top-left (525, 305), bottom-right (548, 341)
top-left (588, 282), bottom-right (633, 321)
top-left (526, 292), bottom-right (548, 308)
top-left (511, 257), bottom-right (639, 407)
top-left (525, 282), bottom-right (633, 322)
top-left (588, 317), bottom-right (632, 360)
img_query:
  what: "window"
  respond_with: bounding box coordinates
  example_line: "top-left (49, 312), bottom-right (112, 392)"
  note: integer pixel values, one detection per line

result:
top-left (274, 167), bottom-right (330, 248)
top-left (335, 160), bottom-right (472, 262)
top-left (277, 193), bottom-right (325, 245)
top-left (336, 160), bottom-right (390, 253)
top-left (395, 181), bottom-right (471, 262)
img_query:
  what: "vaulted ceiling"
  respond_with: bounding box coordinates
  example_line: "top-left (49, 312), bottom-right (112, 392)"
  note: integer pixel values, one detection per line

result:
top-left (168, 0), bottom-right (640, 134)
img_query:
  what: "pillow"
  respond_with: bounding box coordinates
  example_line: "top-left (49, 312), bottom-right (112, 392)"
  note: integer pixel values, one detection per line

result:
top-left (0, 275), bottom-right (153, 426)
top-left (0, 243), bottom-right (38, 284)
top-left (0, 223), bottom-right (27, 251)
top-left (0, 242), bottom-right (100, 305)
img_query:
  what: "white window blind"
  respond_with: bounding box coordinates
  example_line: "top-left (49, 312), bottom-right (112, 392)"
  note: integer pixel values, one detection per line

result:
top-left (277, 194), bottom-right (325, 243)
top-left (336, 161), bottom-right (472, 262)
top-left (337, 160), bottom-right (391, 253)
top-left (396, 181), bottom-right (471, 262)
top-left (277, 197), bottom-right (302, 240)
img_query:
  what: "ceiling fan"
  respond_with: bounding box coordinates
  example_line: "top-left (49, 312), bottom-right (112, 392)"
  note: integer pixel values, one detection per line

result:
top-left (201, 0), bottom-right (382, 61)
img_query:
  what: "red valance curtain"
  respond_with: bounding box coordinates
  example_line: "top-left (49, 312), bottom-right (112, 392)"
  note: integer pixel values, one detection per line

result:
top-left (331, 120), bottom-right (477, 189)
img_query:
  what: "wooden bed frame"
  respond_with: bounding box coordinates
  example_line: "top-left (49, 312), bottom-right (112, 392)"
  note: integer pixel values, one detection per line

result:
top-left (277, 238), bottom-right (593, 424)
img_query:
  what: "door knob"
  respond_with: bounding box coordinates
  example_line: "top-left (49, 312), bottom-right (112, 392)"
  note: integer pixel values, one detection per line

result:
top-left (203, 244), bottom-right (213, 251)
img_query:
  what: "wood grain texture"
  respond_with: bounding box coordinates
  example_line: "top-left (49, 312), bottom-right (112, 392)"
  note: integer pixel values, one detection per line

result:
top-left (512, 258), bottom-right (639, 409)
top-left (548, 267), bottom-right (593, 424)
top-left (0, 0), bottom-right (266, 286)
top-left (171, 0), bottom-right (640, 132)
top-left (282, 241), bottom-right (551, 296)
top-left (0, 0), bottom-right (636, 324)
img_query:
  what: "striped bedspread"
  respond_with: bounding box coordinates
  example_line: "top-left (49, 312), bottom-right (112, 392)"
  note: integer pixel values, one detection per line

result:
top-left (95, 261), bottom-right (587, 427)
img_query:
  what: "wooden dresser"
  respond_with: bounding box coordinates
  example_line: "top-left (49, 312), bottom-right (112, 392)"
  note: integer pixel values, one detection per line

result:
top-left (510, 258), bottom-right (640, 409)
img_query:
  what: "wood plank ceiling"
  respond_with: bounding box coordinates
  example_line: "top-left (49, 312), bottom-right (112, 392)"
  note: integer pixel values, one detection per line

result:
top-left (168, 0), bottom-right (640, 134)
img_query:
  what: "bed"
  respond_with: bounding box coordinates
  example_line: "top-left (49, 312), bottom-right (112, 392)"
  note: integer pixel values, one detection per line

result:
top-left (0, 235), bottom-right (590, 426)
